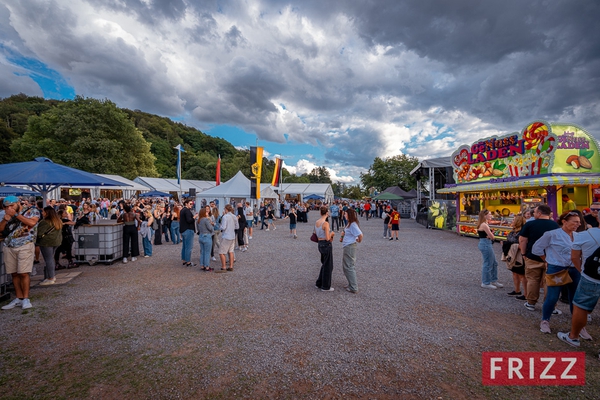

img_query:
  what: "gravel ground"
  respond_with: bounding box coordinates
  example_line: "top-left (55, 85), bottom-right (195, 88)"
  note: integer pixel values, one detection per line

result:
top-left (1, 216), bottom-right (600, 399)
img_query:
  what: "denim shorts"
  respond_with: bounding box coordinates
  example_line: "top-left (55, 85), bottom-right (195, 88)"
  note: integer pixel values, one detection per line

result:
top-left (289, 223), bottom-right (297, 229)
top-left (572, 277), bottom-right (600, 312)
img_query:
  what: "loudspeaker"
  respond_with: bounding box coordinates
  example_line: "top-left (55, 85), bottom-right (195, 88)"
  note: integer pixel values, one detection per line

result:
top-left (189, 188), bottom-right (196, 197)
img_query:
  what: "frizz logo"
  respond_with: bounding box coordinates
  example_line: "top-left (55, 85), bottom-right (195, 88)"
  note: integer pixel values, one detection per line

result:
top-left (482, 352), bottom-right (585, 386)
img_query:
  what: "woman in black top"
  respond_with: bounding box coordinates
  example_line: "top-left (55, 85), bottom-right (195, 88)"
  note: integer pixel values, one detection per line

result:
top-left (236, 205), bottom-right (247, 251)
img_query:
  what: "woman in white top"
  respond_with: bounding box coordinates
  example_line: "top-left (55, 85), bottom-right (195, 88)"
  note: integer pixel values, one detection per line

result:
top-left (533, 211), bottom-right (582, 334)
top-left (341, 208), bottom-right (363, 293)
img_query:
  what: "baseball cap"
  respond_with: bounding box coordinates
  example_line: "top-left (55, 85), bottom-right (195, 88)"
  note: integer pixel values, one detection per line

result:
top-left (3, 196), bottom-right (19, 206)
top-left (583, 208), bottom-right (592, 214)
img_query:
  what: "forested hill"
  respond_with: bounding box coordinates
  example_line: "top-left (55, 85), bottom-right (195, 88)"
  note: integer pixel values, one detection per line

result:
top-left (0, 93), bottom-right (278, 181)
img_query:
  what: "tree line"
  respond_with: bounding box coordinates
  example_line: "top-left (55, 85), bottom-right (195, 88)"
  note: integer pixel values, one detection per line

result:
top-left (0, 94), bottom-right (422, 199)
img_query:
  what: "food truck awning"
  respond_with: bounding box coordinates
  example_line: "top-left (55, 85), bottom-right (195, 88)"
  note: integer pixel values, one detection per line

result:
top-left (438, 175), bottom-right (600, 194)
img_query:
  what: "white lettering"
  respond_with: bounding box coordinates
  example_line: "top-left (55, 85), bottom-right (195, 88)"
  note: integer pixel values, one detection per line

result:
top-left (530, 357), bottom-right (534, 379)
top-left (508, 358), bottom-right (524, 379)
top-left (561, 358), bottom-right (578, 379)
top-left (540, 358), bottom-right (556, 379)
top-left (490, 358), bottom-right (503, 379)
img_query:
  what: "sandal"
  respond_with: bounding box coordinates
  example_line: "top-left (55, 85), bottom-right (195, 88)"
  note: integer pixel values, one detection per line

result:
top-left (227, 267), bottom-right (233, 272)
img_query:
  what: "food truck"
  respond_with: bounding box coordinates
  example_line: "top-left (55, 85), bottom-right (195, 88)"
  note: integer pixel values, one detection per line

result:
top-left (437, 120), bottom-right (600, 239)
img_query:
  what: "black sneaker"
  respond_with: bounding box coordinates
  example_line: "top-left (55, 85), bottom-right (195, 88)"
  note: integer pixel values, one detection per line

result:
top-left (515, 295), bottom-right (526, 300)
top-left (507, 291), bottom-right (521, 296)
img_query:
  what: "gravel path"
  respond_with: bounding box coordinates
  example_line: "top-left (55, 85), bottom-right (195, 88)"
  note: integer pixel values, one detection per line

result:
top-left (1, 217), bottom-right (599, 399)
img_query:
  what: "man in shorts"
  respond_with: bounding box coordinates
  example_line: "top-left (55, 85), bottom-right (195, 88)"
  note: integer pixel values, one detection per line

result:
top-left (0, 196), bottom-right (40, 310)
top-left (556, 212), bottom-right (600, 347)
top-left (218, 204), bottom-right (238, 272)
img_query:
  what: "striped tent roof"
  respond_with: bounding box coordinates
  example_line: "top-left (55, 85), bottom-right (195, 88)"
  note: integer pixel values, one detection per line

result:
top-left (438, 175), bottom-right (600, 194)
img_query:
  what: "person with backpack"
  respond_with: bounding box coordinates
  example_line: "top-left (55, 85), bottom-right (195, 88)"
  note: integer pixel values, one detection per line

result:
top-left (556, 212), bottom-right (600, 347)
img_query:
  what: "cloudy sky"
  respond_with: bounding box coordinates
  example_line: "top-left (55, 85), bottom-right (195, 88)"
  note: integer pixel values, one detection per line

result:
top-left (1, 0), bottom-right (599, 183)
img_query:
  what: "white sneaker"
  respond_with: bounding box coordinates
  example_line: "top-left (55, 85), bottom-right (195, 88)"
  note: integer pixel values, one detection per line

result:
top-left (540, 320), bottom-right (551, 334)
top-left (492, 281), bottom-right (504, 288)
top-left (552, 308), bottom-right (563, 315)
top-left (123, 257), bottom-right (128, 264)
top-left (481, 283), bottom-right (497, 289)
top-left (588, 314), bottom-right (592, 322)
top-left (266, 228), bottom-right (269, 231)
top-left (212, 256), bottom-right (217, 261)
top-left (249, 236), bottom-right (252, 240)
top-left (273, 226), bottom-right (276, 230)
top-left (1, 298), bottom-right (23, 310)
top-left (131, 257), bottom-right (137, 262)
top-left (39, 279), bottom-right (56, 286)
top-left (21, 298), bottom-right (32, 309)
top-left (579, 327), bottom-right (593, 340)
top-left (321, 287), bottom-right (334, 292)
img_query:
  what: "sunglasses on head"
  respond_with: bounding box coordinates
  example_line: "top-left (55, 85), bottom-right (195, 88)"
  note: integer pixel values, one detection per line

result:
top-left (566, 211), bottom-right (579, 217)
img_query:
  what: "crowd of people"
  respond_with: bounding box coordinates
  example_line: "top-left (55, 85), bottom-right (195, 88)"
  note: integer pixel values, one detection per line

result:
top-left (477, 202), bottom-right (600, 349)
top-left (0, 194), bottom-right (398, 308)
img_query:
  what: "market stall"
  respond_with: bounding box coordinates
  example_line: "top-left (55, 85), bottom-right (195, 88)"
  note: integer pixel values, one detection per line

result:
top-left (438, 120), bottom-right (600, 239)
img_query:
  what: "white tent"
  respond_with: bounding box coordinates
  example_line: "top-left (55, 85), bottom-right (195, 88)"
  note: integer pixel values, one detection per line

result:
top-left (276, 183), bottom-right (334, 203)
top-left (134, 177), bottom-right (215, 194)
top-left (46, 173), bottom-right (146, 200)
top-left (196, 171), bottom-right (279, 212)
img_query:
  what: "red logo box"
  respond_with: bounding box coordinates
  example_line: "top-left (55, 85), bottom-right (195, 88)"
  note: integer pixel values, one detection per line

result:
top-left (482, 352), bottom-right (585, 386)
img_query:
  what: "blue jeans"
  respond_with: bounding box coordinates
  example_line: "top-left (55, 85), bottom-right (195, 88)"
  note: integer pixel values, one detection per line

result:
top-left (170, 221), bottom-right (181, 244)
top-left (181, 229), bottom-right (194, 262)
top-left (479, 238), bottom-right (498, 285)
top-left (142, 234), bottom-right (153, 256)
top-left (199, 234), bottom-right (212, 267)
top-left (542, 264), bottom-right (581, 320)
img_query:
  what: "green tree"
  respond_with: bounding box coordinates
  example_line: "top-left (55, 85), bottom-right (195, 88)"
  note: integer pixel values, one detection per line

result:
top-left (11, 96), bottom-right (158, 179)
top-left (307, 166), bottom-right (332, 183)
top-left (342, 184), bottom-right (365, 199)
top-left (360, 154), bottom-right (420, 192)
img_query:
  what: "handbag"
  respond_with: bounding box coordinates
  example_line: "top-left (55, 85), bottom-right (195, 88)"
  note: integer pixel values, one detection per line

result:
top-left (151, 219), bottom-right (159, 230)
top-left (545, 268), bottom-right (573, 287)
top-left (310, 227), bottom-right (318, 243)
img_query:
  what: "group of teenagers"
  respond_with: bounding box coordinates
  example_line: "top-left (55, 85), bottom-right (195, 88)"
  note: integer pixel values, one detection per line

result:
top-left (476, 202), bottom-right (600, 349)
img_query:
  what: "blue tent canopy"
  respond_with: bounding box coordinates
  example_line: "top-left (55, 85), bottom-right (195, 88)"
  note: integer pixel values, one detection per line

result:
top-left (0, 158), bottom-right (128, 205)
top-left (304, 194), bottom-right (324, 200)
top-left (0, 186), bottom-right (42, 197)
top-left (139, 190), bottom-right (172, 198)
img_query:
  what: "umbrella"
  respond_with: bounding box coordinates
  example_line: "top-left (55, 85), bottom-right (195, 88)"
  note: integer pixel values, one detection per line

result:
top-left (374, 192), bottom-right (404, 200)
top-left (303, 194), bottom-right (324, 200)
top-left (0, 185), bottom-right (42, 197)
top-left (138, 190), bottom-right (173, 198)
top-left (0, 157), bottom-right (128, 206)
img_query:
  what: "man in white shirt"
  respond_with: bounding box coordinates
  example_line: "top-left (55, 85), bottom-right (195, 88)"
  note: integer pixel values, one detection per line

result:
top-left (218, 204), bottom-right (238, 272)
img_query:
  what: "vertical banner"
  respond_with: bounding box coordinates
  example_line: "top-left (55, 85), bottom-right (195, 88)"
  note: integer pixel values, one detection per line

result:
top-left (271, 157), bottom-right (283, 186)
top-left (216, 154), bottom-right (221, 186)
top-left (250, 146), bottom-right (263, 199)
top-left (173, 144), bottom-right (185, 185)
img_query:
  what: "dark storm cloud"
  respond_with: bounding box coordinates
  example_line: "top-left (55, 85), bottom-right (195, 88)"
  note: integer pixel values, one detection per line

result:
top-left (2, 0), bottom-right (600, 179)
top-left (6, 1), bottom-right (183, 115)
